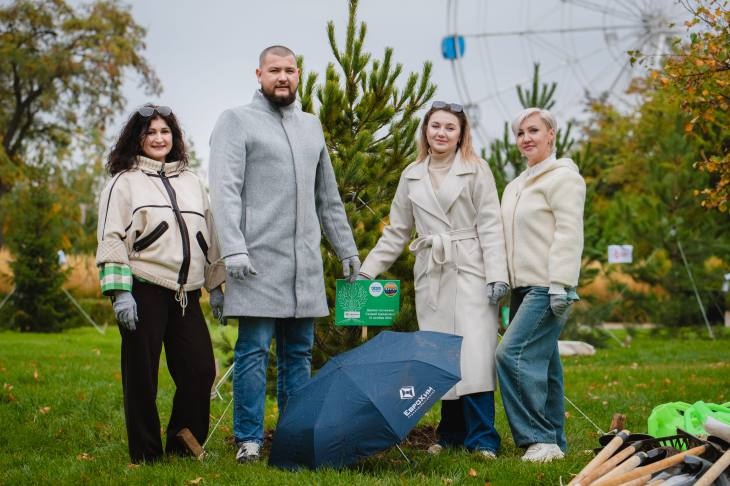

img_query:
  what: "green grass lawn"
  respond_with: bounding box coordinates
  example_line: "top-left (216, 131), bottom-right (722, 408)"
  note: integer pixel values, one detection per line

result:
top-left (0, 326), bottom-right (728, 485)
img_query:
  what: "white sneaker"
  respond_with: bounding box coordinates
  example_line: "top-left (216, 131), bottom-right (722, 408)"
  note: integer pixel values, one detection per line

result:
top-left (476, 449), bottom-right (497, 459)
top-left (521, 443), bottom-right (564, 463)
top-left (236, 441), bottom-right (261, 463)
top-left (427, 443), bottom-right (444, 455)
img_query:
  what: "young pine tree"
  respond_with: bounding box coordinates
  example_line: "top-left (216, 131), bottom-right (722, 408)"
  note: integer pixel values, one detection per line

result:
top-left (298, 0), bottom-right (435, 361)
top-left (2, 167), bottom-right (74, 332)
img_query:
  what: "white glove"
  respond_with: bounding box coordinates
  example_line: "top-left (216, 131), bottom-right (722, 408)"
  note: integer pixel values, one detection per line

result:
top-left (225, 253), bottom-right (257, 280)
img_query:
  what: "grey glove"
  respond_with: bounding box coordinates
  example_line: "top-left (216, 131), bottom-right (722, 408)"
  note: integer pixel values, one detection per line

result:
top-left (113, 291), bottom-right (138, 331)
top-left (341, 255), bottom-right (361, 283)
top-left (486, 281), bottom-right (509, 305)
top-left (566, 287), bottom-right (580, 303)
top-left (225, 253), bottom-right (257, 280)
top-left (549, 293), bottom-right (571, 317)
top-left (209, 286), bottom-right (225, 324)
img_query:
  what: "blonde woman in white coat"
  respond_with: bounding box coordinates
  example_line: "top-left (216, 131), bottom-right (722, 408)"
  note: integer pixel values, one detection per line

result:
top-left (358, 101), bottom-right (509, 459)
top-left (496, 107), bottom-right (586, 463)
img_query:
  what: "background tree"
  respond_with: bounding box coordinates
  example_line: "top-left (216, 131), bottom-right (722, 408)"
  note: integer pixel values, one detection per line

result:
top-left (0, 165), bottom-right (75, 332)
top-left (578, 77), bottom-right (730, 327)
top-left (0, 0), bottom-right (160, 203)
top-left (633, 0), bottom-right (729, 211)
top-left (298, 0), bottom-right (435, 361)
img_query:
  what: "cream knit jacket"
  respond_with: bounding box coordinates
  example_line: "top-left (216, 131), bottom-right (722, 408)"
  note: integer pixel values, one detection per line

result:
top-left (500, 155), bottom-right (586, 289)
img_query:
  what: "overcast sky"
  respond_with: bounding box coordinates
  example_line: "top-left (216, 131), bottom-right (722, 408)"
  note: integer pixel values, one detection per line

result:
top-left (111, 0), bottom-right (690, 173)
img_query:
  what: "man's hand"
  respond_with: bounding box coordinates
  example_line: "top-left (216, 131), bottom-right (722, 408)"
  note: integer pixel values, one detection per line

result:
top-left (113, 291), bottom-right (138, 331)
top-left (486, 281), bottom-right (509, 305)
top-left (209, 286), bottom-right (225, 324)
top-left (341, 255), bottom-right (361, 283)
top-left (225, 253), bottom-right (257, 280)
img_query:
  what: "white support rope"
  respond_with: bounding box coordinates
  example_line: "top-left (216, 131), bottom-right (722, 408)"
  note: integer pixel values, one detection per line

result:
top-left (203, 396), bottom-right (234, 450)
top-left (564, 395), bottom-right (605, 435)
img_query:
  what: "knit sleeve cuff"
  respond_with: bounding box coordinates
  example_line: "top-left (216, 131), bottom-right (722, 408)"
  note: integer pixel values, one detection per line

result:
top-left (548, 283), bottom-right (567, 295)
top-left (99, 263), bottom-right (133, 296)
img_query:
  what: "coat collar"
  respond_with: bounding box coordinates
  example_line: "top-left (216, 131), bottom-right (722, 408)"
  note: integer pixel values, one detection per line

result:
top-left (251, 89), bottom-right (299, 118)
top-left (405, 150), bottom-right (475, 225)
top-left (136, 156), bottom-right (184, 176)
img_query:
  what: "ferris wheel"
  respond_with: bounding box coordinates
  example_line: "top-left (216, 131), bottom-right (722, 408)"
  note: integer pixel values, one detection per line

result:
top-left (443, 0), bottom-right (691, 145)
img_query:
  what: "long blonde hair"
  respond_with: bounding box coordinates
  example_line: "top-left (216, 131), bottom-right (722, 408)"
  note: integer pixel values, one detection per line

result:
top-left (416, 105), bottom-right (479, 163)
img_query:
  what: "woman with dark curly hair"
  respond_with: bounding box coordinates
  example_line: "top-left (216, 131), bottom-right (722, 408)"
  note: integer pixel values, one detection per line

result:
top-left (96, 103), bottom-right (226, 463)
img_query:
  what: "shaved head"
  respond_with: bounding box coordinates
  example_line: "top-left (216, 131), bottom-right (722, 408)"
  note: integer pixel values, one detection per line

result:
top-left (259, 45), bottom-right (296, 67)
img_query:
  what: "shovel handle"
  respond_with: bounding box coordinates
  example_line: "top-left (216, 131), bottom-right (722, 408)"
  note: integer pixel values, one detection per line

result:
top-left (593, 445), bottom-right (707, 486)
top-left (569, 430), bottom-right (630, 486)
top-left (580, 445), bottom-right (636, 485)
top-left (694, 448), bottom-right (730, 486)
top-left (621, 475), bottom-right (652, 486)
top-left (591, 455), bottom-right (642, 486)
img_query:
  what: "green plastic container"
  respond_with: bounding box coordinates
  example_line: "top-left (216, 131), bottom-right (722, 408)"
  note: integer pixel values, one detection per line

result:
top-left (648, 400), bottom-right (730, 442)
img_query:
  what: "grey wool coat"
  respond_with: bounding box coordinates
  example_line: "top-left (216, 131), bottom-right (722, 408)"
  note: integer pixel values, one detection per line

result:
top-left (208, 90), bottom-right (357, 318)
top-left (360, 152), bottom-right (509, 398)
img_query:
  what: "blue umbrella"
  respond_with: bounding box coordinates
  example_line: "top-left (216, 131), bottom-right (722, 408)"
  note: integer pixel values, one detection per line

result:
top-left (268, 330), bottom-right (462, 470)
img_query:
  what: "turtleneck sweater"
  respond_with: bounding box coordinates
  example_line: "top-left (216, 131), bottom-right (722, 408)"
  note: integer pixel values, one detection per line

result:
top-left (428, 151), bottom-right (456, 192)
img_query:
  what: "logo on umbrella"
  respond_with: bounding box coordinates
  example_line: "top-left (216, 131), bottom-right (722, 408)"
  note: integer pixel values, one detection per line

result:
top-left (399, 386), bottom-right (415, 399)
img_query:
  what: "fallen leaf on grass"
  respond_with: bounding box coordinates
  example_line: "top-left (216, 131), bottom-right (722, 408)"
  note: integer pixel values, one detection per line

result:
top-left (127, 463), bottom-right (140, 469)
top-left (468, 468), bottom-right (477, 477)
top-left (92, 348), bottom-right (101, 356)
top-left (484, 482), bottom-right (492, 486)
top-left (39, 406), bottom-right (51, 414)
top-left (187, 478), bottom-right (203, 485)
top-left (76, 452), bottom-right (93, 461)
top-left (33, 369), bottom-right (39, 381)
top-left (663, 378), bottom-right (672, 385)
top-left (442, 479), bottom-right (453, 485)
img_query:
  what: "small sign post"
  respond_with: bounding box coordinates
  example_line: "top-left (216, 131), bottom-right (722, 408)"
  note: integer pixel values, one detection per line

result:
top-left (335, 280), bottom-right (401, 333)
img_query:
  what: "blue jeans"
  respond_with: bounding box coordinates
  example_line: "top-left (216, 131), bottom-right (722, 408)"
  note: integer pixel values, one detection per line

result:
top-left (233, 317), bottom-right (314, 444)
top-left (495, 287), bottom-right (568, 452)
top-left (437, 392), bottom-right (500, 453)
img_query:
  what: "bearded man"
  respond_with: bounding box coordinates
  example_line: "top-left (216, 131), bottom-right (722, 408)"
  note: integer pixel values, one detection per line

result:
top-left (209, 45), bottom-right (360, 463)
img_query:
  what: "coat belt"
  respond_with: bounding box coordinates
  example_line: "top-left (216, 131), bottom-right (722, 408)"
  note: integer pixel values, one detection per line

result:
top-left (408, 227), bottom-right (479, 310)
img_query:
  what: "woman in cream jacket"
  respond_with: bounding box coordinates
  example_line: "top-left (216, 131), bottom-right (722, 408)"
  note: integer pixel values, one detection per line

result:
top-left (358, 101), bottom-right (509, 458)
top-left (496, 107), bottom-right (586, 463)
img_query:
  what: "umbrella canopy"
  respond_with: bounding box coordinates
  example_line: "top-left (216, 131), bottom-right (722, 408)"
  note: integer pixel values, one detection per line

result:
top-left (268, 330), bottom-right (462, 470)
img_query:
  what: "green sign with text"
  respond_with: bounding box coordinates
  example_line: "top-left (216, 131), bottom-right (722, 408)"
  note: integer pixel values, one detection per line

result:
top-left (335, 279), bottom-right (400, 327)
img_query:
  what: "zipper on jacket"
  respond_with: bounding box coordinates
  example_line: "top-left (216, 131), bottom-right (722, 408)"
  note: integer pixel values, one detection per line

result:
top-left (133, 221), bottom-right (169, 252)
top-left (196, 231), bottom-right (211, 265)
top-left (158, 171), bottom-right (191, 287)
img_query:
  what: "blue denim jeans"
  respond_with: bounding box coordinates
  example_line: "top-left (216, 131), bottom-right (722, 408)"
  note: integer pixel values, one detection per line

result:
top-left (437, 391), bottom-right (501, 453)
top-left (232, 317), bottom-right (314, 444)
top-left (495, 286), bottom-right (568, 451)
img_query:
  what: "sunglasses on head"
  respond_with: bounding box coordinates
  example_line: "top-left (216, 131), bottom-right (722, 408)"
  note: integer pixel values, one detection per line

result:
top-left (431, 101), bottom-right (464, 113)
top-left (137, 105), bottom-right (172, 117)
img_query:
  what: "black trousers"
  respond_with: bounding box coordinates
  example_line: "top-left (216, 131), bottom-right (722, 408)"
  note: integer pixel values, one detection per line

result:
top-left (119, 279), bottom-right (215, 463)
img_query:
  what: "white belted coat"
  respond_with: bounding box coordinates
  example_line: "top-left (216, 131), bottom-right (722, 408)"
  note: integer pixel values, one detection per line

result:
top-left (360, 151), bottom-right (509, 398)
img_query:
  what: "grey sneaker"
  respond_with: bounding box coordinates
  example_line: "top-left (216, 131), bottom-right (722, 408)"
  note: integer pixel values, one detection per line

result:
top-left (236, 441), bottom-right (261, 463)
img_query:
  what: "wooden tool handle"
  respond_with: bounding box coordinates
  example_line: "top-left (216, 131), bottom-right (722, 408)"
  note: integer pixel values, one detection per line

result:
top-left (581, 445), bottom-right (636, 485)
top-left (594, 445), bottom-right (707, 486)
top-left (591, 455), bottom-right (642, 485)
top-left (694, 448), bottom-right (730, 486)
top-left (176, 427), bottom-right (205, 460)
top-left (569, 430), bottom-right (630, 486)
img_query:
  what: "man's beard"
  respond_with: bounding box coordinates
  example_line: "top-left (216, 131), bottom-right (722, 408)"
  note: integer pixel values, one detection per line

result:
top-left (261, 85), bottom-right (297, 107)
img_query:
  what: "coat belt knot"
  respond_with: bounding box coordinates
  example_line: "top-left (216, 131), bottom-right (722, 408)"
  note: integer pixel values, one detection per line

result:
top-left (409, 227), bottom-right (478, 310)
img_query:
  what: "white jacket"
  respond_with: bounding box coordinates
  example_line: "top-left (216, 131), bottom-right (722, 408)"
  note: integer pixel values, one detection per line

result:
top-left (500, 155), bottom-right (586, 289)
top-left (361, 151), bottom-right (509, 397)
top-left (96, 156), bottom-right (225, 292)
